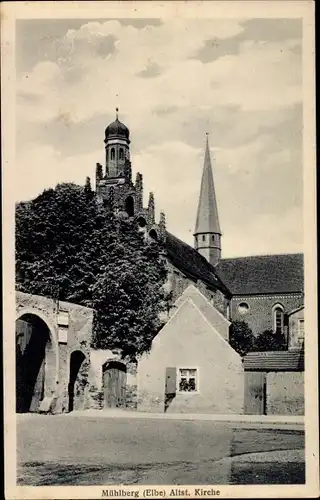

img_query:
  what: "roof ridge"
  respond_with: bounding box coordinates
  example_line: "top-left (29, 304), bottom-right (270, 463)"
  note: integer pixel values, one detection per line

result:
top-left (219, 253), bottom-right (304, 261)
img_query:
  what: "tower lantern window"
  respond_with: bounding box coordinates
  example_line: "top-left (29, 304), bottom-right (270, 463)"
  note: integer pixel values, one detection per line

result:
top-left (111, 148), bottom-right (115, 160)
top-left (119, 148), bottom-right (124, 160)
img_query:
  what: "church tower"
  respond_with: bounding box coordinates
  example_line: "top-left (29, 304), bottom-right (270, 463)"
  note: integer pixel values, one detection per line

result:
top-left (194, 134), bottom-right (222, 267)
top-left (104, 107), bottom-right (131, 179)
top-left (95, 109), bottom-right (166, 241)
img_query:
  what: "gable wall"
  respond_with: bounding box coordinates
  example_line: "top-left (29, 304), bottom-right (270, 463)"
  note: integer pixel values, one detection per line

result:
top-left (137, 299), bottom-right (243, 414)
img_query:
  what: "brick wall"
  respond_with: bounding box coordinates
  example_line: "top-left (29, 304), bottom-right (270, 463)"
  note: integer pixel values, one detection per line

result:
top-left (230, 294), bottom-right (303, 336)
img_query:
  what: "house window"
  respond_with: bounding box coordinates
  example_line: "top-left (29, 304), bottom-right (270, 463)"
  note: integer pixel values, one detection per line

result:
top-left (273, 304), bottom-right (284, 334)
top-left (298, 319), bottom-right (304, 346)
top-left (178, 368), bottom-right (198, 392)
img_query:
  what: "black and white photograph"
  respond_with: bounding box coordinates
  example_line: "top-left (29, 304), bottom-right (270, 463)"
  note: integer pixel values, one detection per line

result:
top-left (2, 1), bottom-right (318, 498)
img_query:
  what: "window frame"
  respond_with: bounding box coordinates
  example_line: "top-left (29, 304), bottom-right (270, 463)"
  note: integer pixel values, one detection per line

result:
top-left (176, 367), bottom-right (199, 394)
top-left (272, 303), bottom-right (284, 334)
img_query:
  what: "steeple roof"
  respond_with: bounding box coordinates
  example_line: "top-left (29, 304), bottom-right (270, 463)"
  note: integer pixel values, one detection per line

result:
top-left (194, 135), bottom-right (221, 235)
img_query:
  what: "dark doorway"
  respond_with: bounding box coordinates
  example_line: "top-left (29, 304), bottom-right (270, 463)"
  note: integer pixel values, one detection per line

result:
top-left (16, 314), bottom-right (50, 413)
top-left (103, 360), bottom-right (127, 409)
top-left (68, 350), bottom-right (86, 412)
top-left (125, 196), bottom-right (134, 217)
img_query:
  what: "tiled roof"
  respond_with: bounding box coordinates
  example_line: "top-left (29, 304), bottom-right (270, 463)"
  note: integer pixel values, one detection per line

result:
top-left (216, 253), bottom-right (304, 295)
top-left (165, 232), bottom-right (231, 297)
top-left (243, 350), bottom-right (304, 372)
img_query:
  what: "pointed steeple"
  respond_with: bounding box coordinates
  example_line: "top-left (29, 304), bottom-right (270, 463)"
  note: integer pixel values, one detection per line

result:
top-left (194, 134), bottom-right (222, 266)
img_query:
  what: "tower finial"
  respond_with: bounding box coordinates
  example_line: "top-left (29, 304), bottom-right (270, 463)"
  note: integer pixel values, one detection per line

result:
top-left (116, 107), bottom-right (119, 119)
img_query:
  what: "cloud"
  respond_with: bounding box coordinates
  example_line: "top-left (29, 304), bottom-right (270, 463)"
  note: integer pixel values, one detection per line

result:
top-left (223, 207), bottom-right (303, 257)
top-left (15, 18), bottom-right (303, 257)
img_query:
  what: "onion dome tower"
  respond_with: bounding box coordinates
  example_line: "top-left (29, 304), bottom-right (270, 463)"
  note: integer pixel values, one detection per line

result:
top-left (104, 108), bottom-right (131, 179)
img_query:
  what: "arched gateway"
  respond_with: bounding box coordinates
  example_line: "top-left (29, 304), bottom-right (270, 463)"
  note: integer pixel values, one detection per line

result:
top-left (16, 310), bottom-right (58, 413)
top-left (15, 292), bottom-right (94, 414)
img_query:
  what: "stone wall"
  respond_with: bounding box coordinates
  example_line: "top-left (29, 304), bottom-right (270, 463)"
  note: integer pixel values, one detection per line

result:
top-left (266, 372), bottom-right (304, 415)
top-left (16, 292), bottom-right (93, 414)
top-left (137, 295), bottom-right (243, 414)
top-left (88, 349), bottom-right (138, 409)
top-left (230, 294), bottom-right (303, 336)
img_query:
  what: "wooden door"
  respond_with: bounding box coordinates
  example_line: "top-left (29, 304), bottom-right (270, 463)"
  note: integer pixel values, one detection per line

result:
top-left (103, 362), bottom-right (127, 409)
top-left (244, 372), bottom-right (267, 415)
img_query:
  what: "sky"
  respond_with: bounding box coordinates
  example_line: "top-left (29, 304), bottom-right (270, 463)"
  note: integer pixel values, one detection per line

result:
top-left (15, 17), bottom-right (303, 258)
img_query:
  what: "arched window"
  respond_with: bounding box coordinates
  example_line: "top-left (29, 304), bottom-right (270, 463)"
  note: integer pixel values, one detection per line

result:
top-left (149, 229), bottom-right (158, 241)
top-left (212, 234), bottom-right (215, 242)
top-left (273, 304), bottom-right (284, 334)
top-left (110, 148), bottom-right (115, 160)
top-left (119, 148), bottom-right (124, 160)
top-left (226, 304), bottom-right (231, 320)
top-left (137, 217), bottom-right (147, 228)
top-left (202, 234), bottom-right (206, 242)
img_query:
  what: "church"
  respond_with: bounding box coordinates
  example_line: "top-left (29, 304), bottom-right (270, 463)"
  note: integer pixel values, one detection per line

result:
top-left (87, 110), bottom-right (304, 414)
top-left (15, 110), bottom-right (304, 416)
top-left (94, 109), bottom-right (304, 342)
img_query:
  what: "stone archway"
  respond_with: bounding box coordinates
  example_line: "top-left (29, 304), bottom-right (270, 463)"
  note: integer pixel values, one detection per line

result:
top-left (16, 311), bottom-right (58, 413)
top-left (68, 350), bottom-right (86, 412)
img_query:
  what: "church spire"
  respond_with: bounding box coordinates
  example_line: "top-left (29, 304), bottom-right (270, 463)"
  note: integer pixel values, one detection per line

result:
top-left (194, 134), bottom-right (222, 266)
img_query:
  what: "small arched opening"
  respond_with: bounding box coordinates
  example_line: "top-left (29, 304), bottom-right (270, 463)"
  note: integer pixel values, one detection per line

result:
top-left (16, 313), bottom-right (56, 413)
top-left (68, 350), bottom-right (86, 412)
top-left (125, 196), bottom-right (135, 217)
top-left (119, 148), bottom-right (124, 161)
top-left (137, 217), bottom-right (147, 228)
top-left (110, 148), bottom-right (115, 160)
top-left (102, 360), bottom-right (127, 409)
top-left (149, 229), bottom-right (158, 241)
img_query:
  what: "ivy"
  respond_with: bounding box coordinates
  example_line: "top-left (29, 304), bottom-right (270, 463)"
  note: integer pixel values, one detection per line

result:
top-left (16, 182), bottom-right (168, 359)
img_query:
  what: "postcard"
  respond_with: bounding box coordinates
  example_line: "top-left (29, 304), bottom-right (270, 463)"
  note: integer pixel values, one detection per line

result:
top-left (2, 1), bottom-right (318, 498)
